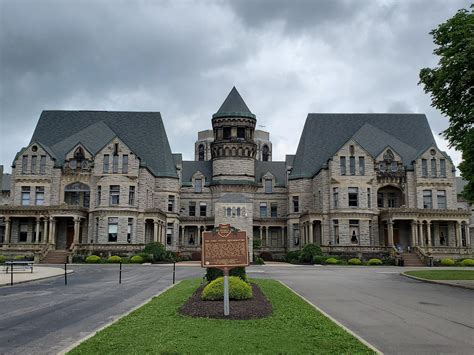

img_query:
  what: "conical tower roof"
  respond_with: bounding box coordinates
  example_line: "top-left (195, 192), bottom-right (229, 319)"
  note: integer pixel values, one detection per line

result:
top-left (213, 87), bottom-right (256, 119)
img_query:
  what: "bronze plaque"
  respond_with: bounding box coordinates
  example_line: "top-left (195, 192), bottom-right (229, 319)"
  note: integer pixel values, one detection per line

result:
top-left (201, 224), bottom-right (249, 269)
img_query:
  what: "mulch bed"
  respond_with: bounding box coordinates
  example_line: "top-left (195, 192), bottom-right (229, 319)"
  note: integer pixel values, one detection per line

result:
top-left (179, 283), bottom-right (273, 320)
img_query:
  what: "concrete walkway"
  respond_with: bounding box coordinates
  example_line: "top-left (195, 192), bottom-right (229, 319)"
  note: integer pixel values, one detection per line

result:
top-left (0, 266), bottom-right (72, 286)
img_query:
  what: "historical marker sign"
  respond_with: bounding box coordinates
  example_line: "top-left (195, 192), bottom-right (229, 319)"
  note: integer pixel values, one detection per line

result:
top-left (201, 224), bottom-right (249, 269)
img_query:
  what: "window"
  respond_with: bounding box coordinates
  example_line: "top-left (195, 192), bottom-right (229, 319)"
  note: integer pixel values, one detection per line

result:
top-left (195, 179), bottom-right (202, 193)
top-left (198, 145), bottom-right (205, 161)
top-left (437, 190), bottom-right (447, 209)
top-left (388, 193), bottom-right (396, 208)
top-left (110, 185), bottom-right (120, 205)
top-left (349, 220), bottom-right (359, 244)
top-left (237, 127), bottom-right (245, 139)
top-left (421, 159), bottom-right (428, 177)
top-left (292, 196), bottom-right (299, 213)
top-left (168, 195), bottom-right (175, 212)
top-left (108, 217), bottom-right (118, 242)
top-left (333, 220), bottom-right (339, 245)
top-left (226, 207), bottom-right (231, 217)
top-left (112, 155), bottom-right (119, 173)
top-left (95, 218), bottom-right (99, 242)
top-left (19, 223), bottom-right (28, 242)
top-left (223, 127), bottom-right (231, 139)
top-left (348, 187), bottom-right (358, 207)
top-left (423, 190), bottom-right (432, 209)
top-left (333, 187), bottom-right (339, 208)
top-left (440, 159), bottom-right (446, 177)
top-left (189, 202), bottom-right (196, 216)
top-left (166, 223), bottom-right (173, 245)
top-left (122, 155), bottom-right (128, 174)
top-left (199, 202), bottom-right (207, 217)
top-left (128, 186), bottom-right (135, 205)
top-left (103, 154), bottom-right (109, 173)
top-left (378, 192), bottom-right (384, 208)
top-left (367, 188), bottom-right (371, 208)
top-left (31, 155), bottom-right (37, 173)
top-left (359, 157), bottom-right (365, 175)
top-left (114, 143), bottom-right (119, 155)
top-left (22, 155), bottom-right (28, 174)
top-left (391, 162), bottom-right (398, 172)
top-left (265, 179), bottom-right (272, 193)
top-left (127, 218), bottom-right (133, 243)
top-left (271, 203), bottom-right (278, 218)
top-left (21, 186), bottom-right (30, 206)
top-left (97, 186), bottom-right (101, 206)
top-left (262, 145), bottom-right (269, 161)
top-left (340, 157), bottom-right (346, 175)
top-left (379, 162), bottom-right (386, 172)
top-left (260, 202), bottom-right (267, 218)
top-left (431, 158), bottom-right (437, 177)
top-left (35, 186), bottom-right (44, 205)
top-left (350, 156), bottom-right (355, 175)
top-left (40, 155), bottom-right (46, 174)
top-left (293, 224), bottom-right (300, 246)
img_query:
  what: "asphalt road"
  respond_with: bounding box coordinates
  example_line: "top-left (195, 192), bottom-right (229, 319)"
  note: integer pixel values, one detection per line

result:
top-left (0, 264), bottom-right (204, 355)
top-left (248, 265), bottom-right (474, 355)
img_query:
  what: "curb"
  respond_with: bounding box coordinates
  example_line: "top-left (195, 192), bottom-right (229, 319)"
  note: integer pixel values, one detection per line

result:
top-left (58, 281), bottom-right (182, 354)
top-left (278, 280), bottom-right (383, 355)
top-left (401, 272), bottom-right (474, 290)
top-left (0, 268), bottom-right (74, 287)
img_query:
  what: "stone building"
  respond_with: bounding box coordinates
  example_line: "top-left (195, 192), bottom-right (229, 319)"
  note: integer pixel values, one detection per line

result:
top-left (0, 87), bottom-right (471, 263)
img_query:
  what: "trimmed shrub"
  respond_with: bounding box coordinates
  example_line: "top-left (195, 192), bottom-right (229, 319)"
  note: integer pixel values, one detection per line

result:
top-left (108, 255), bottom-right (122, 263)
top-left (0, 255), bottom-right (5, 264)
top-left (136, 252), bottom-right (152, 263)
top-left (300, 244), bottom-right (323, 263)
top-left (348, 258), bottom-right (362, 265)
top-left (325, 257), bottom-right (338, 265)
top-left (253, 257), bottom-right (265, 265)
top-left (14, 255), bottom-right (25, 260)
top-left (367, 258), bottom-right (383, 265)
top-left (312, 255), bottom-right (328, 265)
top-left (201, 276), bottom-right (253, 301)
top-left (285, 250), bottom-right (301, 263)
top-left (440, 258), bottom-right (455, 266)
top-left (143, 242), bottom-right (166, 262)
top-left (460, 258), bottom-right (474, 267)
top-left (130, 255), bottom-right (144, 264)
top-left (205, 267), bottom-right (247, 282)
top-left (85, 255), bottom-right (101, 264)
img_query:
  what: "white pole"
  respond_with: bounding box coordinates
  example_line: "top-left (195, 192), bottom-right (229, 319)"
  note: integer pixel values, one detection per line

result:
top-left (223, 268), bottom-right (229, 316)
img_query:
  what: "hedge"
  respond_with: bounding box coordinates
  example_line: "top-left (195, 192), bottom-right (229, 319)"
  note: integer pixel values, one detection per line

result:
top-left (130, 255), bottom-right (144, 264)
top-left (367, 258), bottom-right (383, 265)
top-left (461, 258), bottom-right (474, 267)
top-left (325, 257), bottom-right (338, 265)
top-left (108, 256), bottom-right (122, 263)
top-left (86, 255), bottom-right (101, 263)
top-left (205, 267), bottom-right (246, 282)
top-left (201, 276), bottom-right (253, 301)
top-left (440, 258), bottom-right (455, 266)
top-left (348, 258), bottom-right (362, 265)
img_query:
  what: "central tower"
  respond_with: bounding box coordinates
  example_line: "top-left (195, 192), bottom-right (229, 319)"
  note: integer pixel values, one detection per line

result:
top-left (211, 87), bottom-right (257, 183)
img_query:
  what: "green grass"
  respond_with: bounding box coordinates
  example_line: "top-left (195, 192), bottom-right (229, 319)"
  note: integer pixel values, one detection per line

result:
top-left (69, 279), bottom-right (374, 354)
top-left (405, 270), bottom-right (474, 280)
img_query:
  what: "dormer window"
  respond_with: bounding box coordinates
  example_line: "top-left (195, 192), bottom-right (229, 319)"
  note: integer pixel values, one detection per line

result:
top-left (264, 179), bottom-right (272, 193)
top-left (195, 178), bottom-right (202, 193)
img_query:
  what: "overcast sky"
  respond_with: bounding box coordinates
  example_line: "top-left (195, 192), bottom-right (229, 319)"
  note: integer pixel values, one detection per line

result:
top-left (0, 0), bottom-right (470, 173)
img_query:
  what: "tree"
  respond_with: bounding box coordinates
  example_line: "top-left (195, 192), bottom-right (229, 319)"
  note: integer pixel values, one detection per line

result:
top-left (419, 5), bottom-right (474, 201)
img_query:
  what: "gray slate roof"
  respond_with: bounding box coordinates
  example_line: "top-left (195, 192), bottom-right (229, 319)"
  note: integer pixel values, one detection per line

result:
top-left (181, 161), bottom-right (212, 183)
top-left (1, 173), bottom-right (11, 191)
top-left (456, 177), bottom-right (467, 195)
top-left (255, 161), bottom-right (287, 186)
top-left (213, 87), bottom-right (256, 119)
top-left (290, 113), bottom-right (436, 179)
top-left (29, 111), bottom-right (177, 178)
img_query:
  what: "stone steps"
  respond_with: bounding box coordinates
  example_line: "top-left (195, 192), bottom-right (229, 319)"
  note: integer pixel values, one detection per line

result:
top-left (402, 253), bottom-right (424, 267)
top-left (41, 250), bottom-right (70, 264)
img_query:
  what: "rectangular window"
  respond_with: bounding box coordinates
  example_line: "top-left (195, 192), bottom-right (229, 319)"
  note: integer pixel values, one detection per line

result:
top-left (109, 185), bottom-right (120, 205)
top-left (292, 196), bottom-right (299, 213)
top-left (35, 186), bottom-right (44, 205)
top-left (122, 155), bottom-right (128, 174)
top-left (348, 187), bottom-right (359, 207)
top-left (437, 190), bottom-right (447, 209)
top-left (189, 201), bottom-right (196, 216)
top-left (440, 159), bottom-right (446, 177)
top-left (431, 158), bottom-right (437, 177)
top-left (350, 156), bottom-right (356, 175)
top-left (367, 188), bottom-right (371, 208)
top-left (112, 155), bottom-right (119, 173)
top-left (271, 203), bottom-right (278, 218)
top-left (21, 186), bottom-right (30, 206)
top-left (127, 218), bottom-right (133, 243)
top-left (19, 223), bottom-right (28, 242)
top-left (333, 187), bottom-right (339, 208)
top-left (377, 192), bottom-right (384, 208)
top-left (96, 186), bottom-right (101, 206)
top-left (423, 190), bottom-right (432, 209)
top-left (359, 157), bottom-right (365, 175)
top-left (103, 154), bottom-right (109, 173)
top-left (391, 162), bottom-right (398, 172)
top-left (223, 127), bottom-right (231, 139)
top-left (31, 155), bottom-right (37, 174)
top-left (168, 195), bottom-right (175, 212)
top-left (260, 202), bottom-right (267, 218)
top-left (199, 202), bottom-right (207, 217)
top-left (421, 159), bottom-right (428, 177)
top-left (22, 155), bottom-right (28, 174)
top-left (128, 186), bottom-right (135, 205)
top-left (40, 155), bottom-right (46, 174)
top-left (237, 127), bottom-right (245, 139)
top-left (195, 179), bottom-right (202, 193)
top-left (166, 223), bottom-right (173, 245)
top-left (265, 179), bottom-right (272, 193)
top-left (388, 193), bottom-right (396, 208)
top-left (349, 220), bottom-right (360, 244)
top-left (108, 217), bottom-right (118, 242)
top-left (293, 224), bottom-right (300, 246)
top-left (333, 220), bottom-right (339, 245)
top-left (340, 156), bottom-right (346, 175)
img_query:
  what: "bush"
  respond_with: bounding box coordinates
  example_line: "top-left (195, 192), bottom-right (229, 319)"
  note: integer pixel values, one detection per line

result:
top-left (14, 255), bottom-right (25, 260)
top-left (312, 255), bottom-right (328, 265)
top-left (300, 244), bottom-right (323, 263)
top-left (285, 250), bottom-right (301, 263)
top-left (201, 276), bottom-right (253, 301)
top-left (253, 239), bottom-right (262, 249)
top-left (0, 255), bottom-right (5, 264)
top-left (108, 255), bottom-right (122, 263)
top-left (460, 258), bottom-right (474, 267)
top-left (348, 258), bottom-right (362, 265)
top-left (143, 242), bottom-right (166, 262)
top-left (440, 258), bottom-right (455, 266)
top-left (205, 267), bottom-right (246, 282)
top-left (85, 255), bottom-right (101, 264)
top-left (325, 257), bottom-right (338, 265)
top-left (253, 257), bottom-right (265, 265)
top-left (367, 258), bottom-right (383, 265)
top-left (136, 252), bottom-right (152, 263)
top-left (130, 255), bottom-right (144, 264)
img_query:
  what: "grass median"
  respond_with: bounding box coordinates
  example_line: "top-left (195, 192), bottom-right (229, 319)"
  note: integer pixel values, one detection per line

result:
top-left (69, 278), bottom-right (374, 354)
top-left (404, 270), bottom-right (474, 280)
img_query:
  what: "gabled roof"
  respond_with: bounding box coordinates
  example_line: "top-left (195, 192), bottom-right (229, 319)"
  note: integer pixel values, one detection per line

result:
top-left (181, 161), bottom-right (212, 183)
top-left (255, 161), bottom-right (287, 186)
top-left (30, 110), bottom-right (177, 178)
top-left (212, 87), bottom-right (256, 119)
top-left (290, 113), bottom-right (436, 179)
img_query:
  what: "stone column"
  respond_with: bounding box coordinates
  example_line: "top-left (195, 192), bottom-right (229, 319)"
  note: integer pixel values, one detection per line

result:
top-left (198, 226), bottom-right (202, 246)
top-left (73, 217), bottom-right (81, 244)
top-left (4, 217), bottom-right (11, 244)
top-left (410, 220), bottom-right (417, 247)
top-left (43, 218), bottom-right (48, 244)
top-left (265, 227), bottom-right (270, 248)
top-left (281, 226), bottom-right (285, 247)
top-left (259, 226), bottom-right (263, 246)
top-left (153, 220), bottom-right (159, 242)
top-left (456, 222), bottom-right (462, 247)
top-left (49, 217), bottom-right (56, 245)
top-left (387, 220), bottom-right (394, 247)
top-left (35, 218), bottom-right (41, 243)
top-left (426, 222), bottom-right (432, 247)
top-left (465, 223), bottom-right (471, 247)
top-left (309, 221), bottom-right (314, 244)
top-left (418, 222), bottom-right (423, 247)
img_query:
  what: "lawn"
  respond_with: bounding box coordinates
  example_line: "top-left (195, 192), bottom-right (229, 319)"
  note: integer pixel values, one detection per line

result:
top-left (69, 279), bottom-right (374, 354)
top-left (405, 270), bottom-right (474, 280)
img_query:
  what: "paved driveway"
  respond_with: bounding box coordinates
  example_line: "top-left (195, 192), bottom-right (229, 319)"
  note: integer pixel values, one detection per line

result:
top-left (0, 264), bottom-right (204, 355)
top-left (248, 265), bottom-right (474, 355)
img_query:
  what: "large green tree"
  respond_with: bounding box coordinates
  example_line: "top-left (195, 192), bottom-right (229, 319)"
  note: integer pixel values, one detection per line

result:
top-left (419, 4), bottom-right (474, 201)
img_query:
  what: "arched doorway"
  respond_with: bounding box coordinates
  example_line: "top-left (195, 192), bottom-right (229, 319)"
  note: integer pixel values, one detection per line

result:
top-left (64, 182), bottom-right (90, 208)
top-left (377, 185), bottom-right (404, 209)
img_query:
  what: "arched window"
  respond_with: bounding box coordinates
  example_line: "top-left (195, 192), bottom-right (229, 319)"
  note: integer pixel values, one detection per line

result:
top-left (226, 207), bottom-right (232, 217)
top-left (237, 207), bottom-right (241, 217)
top-left (198, 145), bottom-right (205, 161)
top-left (64, 182), bottom-right (90, 207)
top-left (74, 147), bottom-right (85, 161)
top-left (262, 145), bottom-right (269, 161)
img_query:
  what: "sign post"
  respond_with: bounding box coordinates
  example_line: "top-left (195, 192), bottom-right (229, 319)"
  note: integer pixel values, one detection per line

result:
top-left (223, 267), bottom-right (229, 316)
